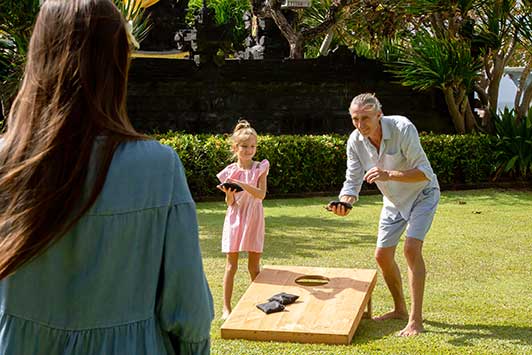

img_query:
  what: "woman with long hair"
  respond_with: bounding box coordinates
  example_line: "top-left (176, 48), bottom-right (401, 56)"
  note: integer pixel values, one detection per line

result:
top-left (0, 0), bottom-right (213, 353)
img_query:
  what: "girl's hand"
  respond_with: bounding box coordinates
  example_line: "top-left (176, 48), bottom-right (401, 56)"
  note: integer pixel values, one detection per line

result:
top-left (218, 182), bottom-right (237, 206)
top-left (226, 178), bottom-right (245, 190)
top-left (217, 184), bottom-right (237, 196)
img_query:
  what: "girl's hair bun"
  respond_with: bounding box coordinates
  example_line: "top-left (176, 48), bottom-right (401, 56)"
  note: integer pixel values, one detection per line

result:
top-left (234, 119), bottom-right (251, 133)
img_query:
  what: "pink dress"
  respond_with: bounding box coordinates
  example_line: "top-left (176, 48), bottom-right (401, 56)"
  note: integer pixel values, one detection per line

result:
top-left (217, 159), bottom-right (270, 253)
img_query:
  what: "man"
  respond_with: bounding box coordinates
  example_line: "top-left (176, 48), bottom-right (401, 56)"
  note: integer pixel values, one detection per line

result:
top-left (331, 93), bottom-right (440, 336)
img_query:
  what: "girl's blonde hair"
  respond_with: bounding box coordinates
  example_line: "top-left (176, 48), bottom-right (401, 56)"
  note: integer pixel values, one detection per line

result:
top-left (229, 120), bottom-right (257, 157)
top-left (230, 119), bottom-right (257, 145)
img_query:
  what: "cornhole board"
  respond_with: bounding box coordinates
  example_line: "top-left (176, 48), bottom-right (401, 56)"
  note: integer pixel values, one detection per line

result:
top-left (221, 265), bottom-right (377, 345)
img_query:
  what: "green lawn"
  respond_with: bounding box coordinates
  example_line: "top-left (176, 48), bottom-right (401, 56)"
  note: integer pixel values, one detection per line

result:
top-left (196, 189), bottom-right (532, 355)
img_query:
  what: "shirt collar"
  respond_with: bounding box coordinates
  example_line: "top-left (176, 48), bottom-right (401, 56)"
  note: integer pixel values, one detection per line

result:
top-left (355, 116), bottom-right (391, 142)
top-left (381, 116), bottom-right (392, 140)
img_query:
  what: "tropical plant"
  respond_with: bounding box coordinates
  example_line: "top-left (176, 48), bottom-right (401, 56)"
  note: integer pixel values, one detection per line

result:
top-left (511, 1), bottom-right (532, 120)
top-left (252, 0), bottom-right (357, 59)
top-left (0, 0), bottom-right (156, 119)
top-left (493, 108), bottom-right (532, 178)
top-left (472, 0), bottom-right (520, 130)
top-left (0, 0), bottom-right (40, 120)
top-left (187, 0), bottom-right (250, 52)
top-left (390, 30), bottom-right (482, 134)
top-left (389, 0), bottom-right (532, 133)
top-left (114, 0), bottom-right (159, 46)
top-left (337, 1), bottom-right (413, 61)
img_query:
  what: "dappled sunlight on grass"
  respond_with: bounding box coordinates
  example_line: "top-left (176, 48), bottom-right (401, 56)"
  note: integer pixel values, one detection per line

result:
top-left (198, 188), bottom-right (532, 355)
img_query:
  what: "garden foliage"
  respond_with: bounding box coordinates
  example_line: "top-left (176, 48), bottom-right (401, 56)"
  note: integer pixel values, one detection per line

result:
top-left (494, 108), bottom-right (532, 178)
top-left (157, 132), bottom-right (498, 198)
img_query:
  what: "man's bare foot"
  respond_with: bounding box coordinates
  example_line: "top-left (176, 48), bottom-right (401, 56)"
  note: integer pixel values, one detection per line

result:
top-left (373, 310), bottom-right (408, 321)
top-left (221, 309), bottom-right (231, 321)
top-left (397, 320), bottom-right (424, 337)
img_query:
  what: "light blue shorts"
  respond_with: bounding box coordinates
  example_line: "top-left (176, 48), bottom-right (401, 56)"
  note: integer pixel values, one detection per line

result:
top-left (377, 187), bottom-right (440, 248)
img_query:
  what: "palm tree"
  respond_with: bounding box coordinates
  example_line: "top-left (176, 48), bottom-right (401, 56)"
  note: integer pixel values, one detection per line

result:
top-left (391, 30), bottom-right (482, 134)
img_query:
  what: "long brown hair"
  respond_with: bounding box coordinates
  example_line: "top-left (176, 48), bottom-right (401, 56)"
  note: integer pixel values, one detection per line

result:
top-left (0, 0), bottom-right (146, 279)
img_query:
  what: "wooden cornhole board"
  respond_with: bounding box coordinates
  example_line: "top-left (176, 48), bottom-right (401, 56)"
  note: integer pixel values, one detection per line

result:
top-left (221, 265), bottom-right (377, 345)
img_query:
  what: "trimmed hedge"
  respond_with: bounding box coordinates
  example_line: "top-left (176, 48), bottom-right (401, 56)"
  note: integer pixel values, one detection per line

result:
top-left (420, 133), bottom-right (496, 185)
top-left (157, 132), bottom-right (497, 198)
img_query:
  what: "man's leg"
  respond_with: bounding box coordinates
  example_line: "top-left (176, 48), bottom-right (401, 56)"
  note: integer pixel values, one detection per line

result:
top-left (397, 187), bottom-right (439, 335)
top-left (398, 237), bottom-right (425, 336)
top-left (373, 245), bottom-right (408, 320)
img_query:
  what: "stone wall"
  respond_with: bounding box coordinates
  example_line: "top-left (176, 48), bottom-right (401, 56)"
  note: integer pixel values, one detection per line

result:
top-left (127, 55), bottom-right (454, 135)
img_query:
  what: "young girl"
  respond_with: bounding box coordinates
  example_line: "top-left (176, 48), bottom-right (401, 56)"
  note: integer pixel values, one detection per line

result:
top-left (217, 120), bottom-right (269, 320)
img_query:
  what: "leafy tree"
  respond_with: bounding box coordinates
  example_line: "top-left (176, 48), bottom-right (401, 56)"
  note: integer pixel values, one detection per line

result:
top-left (389, 0), bottom-right (532, 133)
top-left (511, 1), bottom-right (532, 120)
top-left (391, 30), bottom-right (482, 133)
top-left (268, 0), bottom-right (412, 60)
top-left (332, 0), bottom-right (412, 60)
top-left (252, 0), bottom-right (358, 59)
top-left (472, 0), bottom-right (519, 130)
top-left (187, 0), bottom-right (251, 54)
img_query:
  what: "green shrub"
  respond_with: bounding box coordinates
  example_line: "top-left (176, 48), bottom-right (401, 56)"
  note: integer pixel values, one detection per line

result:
top-left (156, 133), bottom-right (347, 197)
top-left (421, 133), bottom-right (496, 185)
top-left (156, 132), bottom-right (498, 198)
top-left (493, 108), bottom-right (532, 179)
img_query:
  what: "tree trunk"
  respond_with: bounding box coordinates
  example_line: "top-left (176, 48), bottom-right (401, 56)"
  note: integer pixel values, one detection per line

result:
top-left (517, 81), bottom-right (532, 121)
top-left (515, 62), bottom-right (532, 121)
top-left (487, 55), bottom-right (505, 112)
top-left (269, 8), bottom-right (303, 58)
top-left (319, 30), bottom-right (334, 56)
top-left (265, 0), bottom-right (353, 60)
top-left (443, 86), bottom-right (466, 134)
top-left (288, 36), bottom-right (304, 59)
top-left (464, 99), bottom-right (479, 132)
top-left (457, 86), bottom-right (476, 133)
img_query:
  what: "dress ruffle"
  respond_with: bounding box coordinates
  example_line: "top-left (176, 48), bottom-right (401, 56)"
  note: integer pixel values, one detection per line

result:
top-left (0, 312), bottom-right (210, 355)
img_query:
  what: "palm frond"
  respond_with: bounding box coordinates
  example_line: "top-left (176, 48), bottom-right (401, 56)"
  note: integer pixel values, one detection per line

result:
top-left (390, 30), bottom-right (482, 91)
top-left (113, 0), bottom-right (154, 44)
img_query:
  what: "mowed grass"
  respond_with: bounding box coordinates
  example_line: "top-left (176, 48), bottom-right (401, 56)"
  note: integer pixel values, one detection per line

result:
top-left (196, 189), bottom-right (532, 355)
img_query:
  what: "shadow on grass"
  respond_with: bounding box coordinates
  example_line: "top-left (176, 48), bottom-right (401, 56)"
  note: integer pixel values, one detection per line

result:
top-left (197, 195), bottom-right (381, 259)
top-left (199, 214), bottom-right (375, 259)
top-left (351, 318), bottom-right (405, 344)
top-left (424, 320), bottom-right (532, 347)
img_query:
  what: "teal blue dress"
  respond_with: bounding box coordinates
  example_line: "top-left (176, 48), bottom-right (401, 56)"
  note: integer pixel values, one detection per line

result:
top-left (0, 139), bottom-right (214, 354)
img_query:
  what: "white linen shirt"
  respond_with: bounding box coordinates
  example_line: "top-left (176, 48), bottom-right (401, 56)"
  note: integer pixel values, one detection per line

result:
top-left (339, 115), bottom-right (439, 220)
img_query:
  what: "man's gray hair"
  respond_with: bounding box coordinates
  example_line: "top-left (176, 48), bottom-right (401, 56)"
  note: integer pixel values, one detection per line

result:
top-left (350, 93), bottom-right (382, 113)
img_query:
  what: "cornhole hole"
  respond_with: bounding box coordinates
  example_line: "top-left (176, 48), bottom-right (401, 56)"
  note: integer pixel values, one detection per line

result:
top-left (221, 265), bottom-right (377, 345)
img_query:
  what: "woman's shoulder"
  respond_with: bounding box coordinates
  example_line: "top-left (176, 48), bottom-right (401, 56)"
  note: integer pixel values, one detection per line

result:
top-left (109, 139), bottom-right (185, 185)
top-left (114, 139), bottom-right (180, 169)
top-left (120, 139), bottom-right (176, 157)
top-left (92, 139), bottom-right (190, 213)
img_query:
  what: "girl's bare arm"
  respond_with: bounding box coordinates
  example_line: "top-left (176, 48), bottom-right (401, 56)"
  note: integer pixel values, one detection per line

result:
top-left (228, 172), bottom-right (267, 200)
